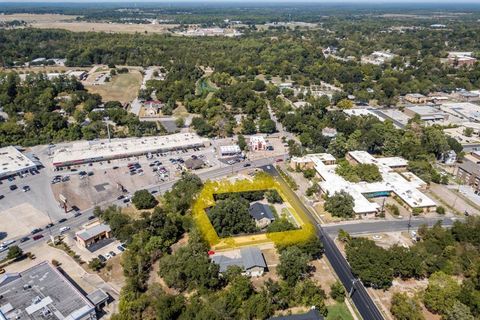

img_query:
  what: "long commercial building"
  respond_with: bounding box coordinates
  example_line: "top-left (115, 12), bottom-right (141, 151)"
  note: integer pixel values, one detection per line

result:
top-left (52, 133), bottom-right (209, 167)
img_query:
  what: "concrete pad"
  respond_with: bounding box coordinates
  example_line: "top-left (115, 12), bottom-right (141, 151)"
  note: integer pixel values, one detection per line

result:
top-left (0, 203), bottom-right (50, 239)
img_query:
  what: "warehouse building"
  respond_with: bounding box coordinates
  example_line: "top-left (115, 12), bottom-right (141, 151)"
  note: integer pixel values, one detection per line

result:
top-left (0, 146), bottom-right (39, 179)
top-left (52, 133), bottom-right (209, 167)
top-left (0, 261), bottom-right (96, 320)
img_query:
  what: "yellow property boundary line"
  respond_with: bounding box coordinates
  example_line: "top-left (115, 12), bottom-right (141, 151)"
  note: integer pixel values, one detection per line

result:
top-left (192, 173), bottom-right (316, 250)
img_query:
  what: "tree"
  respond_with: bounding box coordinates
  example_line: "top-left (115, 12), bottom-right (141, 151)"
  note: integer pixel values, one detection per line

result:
top-left (259, 119), bottom-right (276, 134)
top-left (277, 246), bottom-right (309, 286)
top-left (436, 206), bottom-right (446, 215)
top-left (303, 168), bottom-right (316, 180)
top-left (324, 191), bottom-right (355, 218)
top-left (89, 258), bottom-right (105, 271)
top-left (237, 134), bottom-right (247, 151)
top-left (267, 218), bottom-right (296, 233)
top-left (336, 99), bottom-right (353, 109)
top-left (175, 117), bottom-right (185, 128)
top-left (207, 196), bottom-right (257, 236)
top-left (390, 292), bottom-right (425, 320)
top-left (423, 271), bottom-right (461, 314)
top-left (443, 301), bottom-right (475, 320)
top-left (265, 190), bottom-right (282, 204)
top-left (330, 281), bottom-right (346, 302)
top-left (7, 245), bottom-right (23, 260)
top-left (132, 189), bottom-right (158, 209)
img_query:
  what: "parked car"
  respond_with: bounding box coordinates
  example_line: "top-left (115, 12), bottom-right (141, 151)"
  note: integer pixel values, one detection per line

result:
top-left (0, 246), bottom-right (7, 253)
top-left (33, 234), bottom-right (44, 241)
top-left (98, 255), bottom-right (107, 262)
top-left (1, 240), bottom-right (15, 247)
top-left (31, 228), bottom-right (43, 235)
top-left (20, 237), bottom-right (30, 243)
top-left (88, 215), bottom-right (95, 220)
top-left (109, 251), bottom-right (116, 257)
top-left (117, 195), bottom-right (125, 200)
top-left (243, 163), bottom-right (251, 167)
top-left (9, 185), bottom-right (17, 191)
top-left (105, 253), bottom-right (112, 260)
top-left (45, 223), bottom-right (54, 229)
top-left (22, 185), bottom-right (30, 192)
top-left (117, 245), bottom-right (125, 252)
top-left (0, 195), bottom-right (4, 200)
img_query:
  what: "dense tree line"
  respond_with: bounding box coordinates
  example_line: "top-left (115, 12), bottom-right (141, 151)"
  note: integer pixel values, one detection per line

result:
top-left (0, 72), bottom-right (159, 146)
top-left (344, 217), bottom-right (480, 319)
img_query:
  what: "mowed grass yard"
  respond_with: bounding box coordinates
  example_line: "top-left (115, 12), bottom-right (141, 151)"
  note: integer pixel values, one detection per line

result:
top-left (327, 302), bottom-right (354, 320)
top-left (86, 70), bottom-right (142, 103)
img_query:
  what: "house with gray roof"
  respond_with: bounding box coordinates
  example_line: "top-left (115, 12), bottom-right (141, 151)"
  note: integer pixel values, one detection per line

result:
top-left (249, 202), bottom-right (275, 229)
top-left (211, 247), bottom-right (267, 277)
top-left (269, 309), bottom-right (324, 320)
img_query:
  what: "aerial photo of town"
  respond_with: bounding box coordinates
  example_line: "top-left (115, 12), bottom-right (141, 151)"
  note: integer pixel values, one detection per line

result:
top-left (1, 1), bottom-right (480, 319)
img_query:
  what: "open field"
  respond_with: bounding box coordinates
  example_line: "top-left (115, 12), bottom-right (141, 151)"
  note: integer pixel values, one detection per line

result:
top-left (85, 71), bottom-right (142, 103)
top-left (327, 302), bottom-right (354, 320)
top-left (0, 13), bottom-right (78, 23)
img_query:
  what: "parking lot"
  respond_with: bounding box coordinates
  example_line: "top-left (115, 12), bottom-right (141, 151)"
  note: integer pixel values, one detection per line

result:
top-left (46, 144), bottom-right (220, 210)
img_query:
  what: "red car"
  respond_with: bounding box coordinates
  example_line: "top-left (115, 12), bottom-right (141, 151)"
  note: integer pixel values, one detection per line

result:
top-left (33, 234), bottom-right (44, 241)
top-left (276, 159), bottom-right (283, 162)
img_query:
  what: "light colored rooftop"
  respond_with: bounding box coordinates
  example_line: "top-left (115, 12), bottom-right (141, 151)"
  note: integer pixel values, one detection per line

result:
top-left (0, 146), bottom-right (37, 177)
top-left (220, 145), bottom-right (241, 153)
top-left (52, 133), bottom-right (208, 165)
top-left (75, 223), bottom-right (111, 241)
top-left (343, 108), bottom-right (385, 121)
top-left (306, 151), bottom-right (435, 214)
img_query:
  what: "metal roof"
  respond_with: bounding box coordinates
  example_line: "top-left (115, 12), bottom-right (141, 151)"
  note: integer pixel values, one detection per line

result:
top-left (76, 224), bottom-right (111, 241)
top-left (211, 247), bottom-right (267, 273)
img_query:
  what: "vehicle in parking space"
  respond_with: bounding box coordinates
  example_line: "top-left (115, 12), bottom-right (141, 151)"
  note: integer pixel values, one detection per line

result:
top-left (58, 218), bottom-right (68, 223)
top-left (0, 195), bottom-right (4, 200)
top-left (8, 177), bottom-right (15, 182)
top-left (117, 245), bottom-right (125, 252)
top-left (61, 176), bottom-right (70, 182)
top-left (20, 237), bottom-right (29, 243)
top-left (105, 253), bottom-right (112, 259)
top-left (98, 254), bottom-right (107, 262)
top-left (117, 195), bottom-right (125, 200)
top-left (9, 185), bottom-right (17, 191)
top-left (88, 215), bottom-right (95, 220)
top-left (45, 223), bottom-right (54, 229)
top-left (0, 246), bottom-right (7, 253)
top-left (31, 228), bottom-right (42, 235)
top-left (191, 155), bottom-right (198, 160)
top-left (22, 186), bottom-right (30, 192)
top-left (150, 190), bottom-right (158, 194)
top-left (243, 163), bottom-right (251, 167)
top-left (129, 171), bottom-right (136, 176)
top-left (113, 166), bottom-right (119, 170)
top-left (276, 158), bottom-right (283, 162)
top-left (227, 160), bottom-right (235, 165)
top-left (149, 163), bottom-right (156, 167)
top-left (71, 168), bottom-right (78, 172)
top-left (79, 171), bottom-right (87, 176)
top-left (87, 171), bottom-right (94, 176)
top-left (33, 234), bottom-right (44, 241)
top-left (1, 240), bottom-right (15, 247)
top-left (60, 226), bottom-right (70, 233)
top-left (109, 251), bottom-right (116, 257)
top-left (123, 198), bottom-right (130, 203)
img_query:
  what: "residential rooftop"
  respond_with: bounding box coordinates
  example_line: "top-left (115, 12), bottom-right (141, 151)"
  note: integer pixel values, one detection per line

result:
top-left (211, 247), bottom-right (267, 273)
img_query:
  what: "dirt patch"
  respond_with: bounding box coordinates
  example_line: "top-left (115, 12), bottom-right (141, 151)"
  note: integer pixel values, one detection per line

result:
top-left (310, 257), bottom-right (339, 299)
top-left (0, 203), bottom-right (50, 239)
top-left (99, 255), bottom-right (126, 290)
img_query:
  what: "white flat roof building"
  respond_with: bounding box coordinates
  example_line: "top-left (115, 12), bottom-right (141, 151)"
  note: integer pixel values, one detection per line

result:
top-left (220, 145), bottom-right (241, 156)
top-left (343, 108), bottom-right (385, 122)
top-left (0, 146), bottom-right (38, 178)
top-left (440, 102), bottom-right (480, 122)
top-left (52, 133), bottom-right (208, 167)
top-left (298, 151), bottom-right (436, 215)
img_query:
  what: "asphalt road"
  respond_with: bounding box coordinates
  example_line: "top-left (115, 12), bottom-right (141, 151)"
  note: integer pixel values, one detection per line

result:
top-left (323, 216), bottom-right (460, 236)
top-left (0, 155), bottom-right (285, 260)
top-left (262, 165), bottom-right (384, 320)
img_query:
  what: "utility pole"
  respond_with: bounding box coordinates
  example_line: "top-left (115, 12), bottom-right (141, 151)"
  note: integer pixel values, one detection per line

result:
top-left (104, 117), bottom-right (111, 142)
top-left (349, 279), bottom-right (358, 297)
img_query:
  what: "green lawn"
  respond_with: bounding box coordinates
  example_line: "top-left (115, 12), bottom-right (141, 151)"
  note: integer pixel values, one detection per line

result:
top-left (327, 302), bottom-right (354, 320)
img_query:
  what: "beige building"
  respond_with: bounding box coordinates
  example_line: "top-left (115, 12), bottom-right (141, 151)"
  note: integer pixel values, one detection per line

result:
top-left (75, 223), bottom-right (112, 248)
top-left (405, 93), bottom-right (429, 104)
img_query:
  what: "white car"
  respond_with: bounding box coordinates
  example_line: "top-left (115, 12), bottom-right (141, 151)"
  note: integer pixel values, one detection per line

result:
top-left (59, 226), bottom-right (71, 233)
top-left (1, 240), bottom-right (15, 247)
top-left (105, 253), bottom-right (112, 260)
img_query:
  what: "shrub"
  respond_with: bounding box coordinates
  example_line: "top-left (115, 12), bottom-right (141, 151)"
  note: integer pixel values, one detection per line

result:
top-left (330, 281), bottom-right (346, 302)
top-left (436, 206), bottom-right (446, 215)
